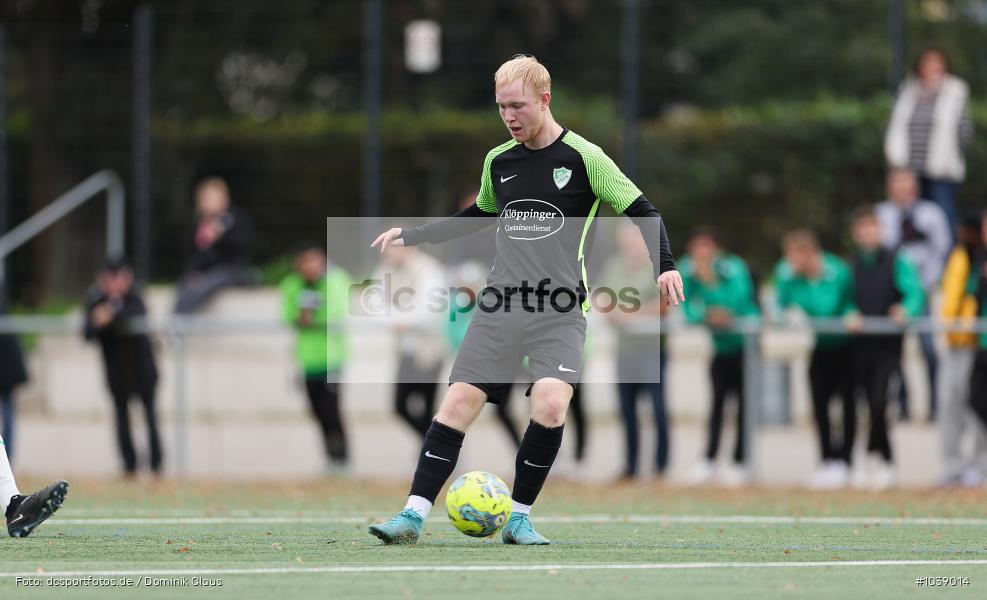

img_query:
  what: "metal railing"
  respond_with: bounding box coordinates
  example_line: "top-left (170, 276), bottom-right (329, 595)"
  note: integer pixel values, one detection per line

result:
top-left (0, 170), bottom-right (125, 288)
top-left (0, 313), bottom-right (983, 479)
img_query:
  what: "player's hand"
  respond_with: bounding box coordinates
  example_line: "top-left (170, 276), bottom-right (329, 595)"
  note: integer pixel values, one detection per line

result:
top-left (657, 270), bottom-right (685, 306)
top-left (370, 227), bottom-right (405, 254)
top-left (844, 312), bottom-right (863, 333)
top-left (706, 307), bottom-right (733, 328)
top-left (91, 303), bottom-right (115, 328)
top-left (888, 304), bottom-right (908, 325)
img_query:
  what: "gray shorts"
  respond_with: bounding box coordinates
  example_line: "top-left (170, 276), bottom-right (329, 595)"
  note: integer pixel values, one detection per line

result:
top-left (449, 304), bottom-right (586, 404)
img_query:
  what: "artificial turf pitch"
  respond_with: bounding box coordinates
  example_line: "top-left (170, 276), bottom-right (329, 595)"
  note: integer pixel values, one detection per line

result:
top-left (0, 480), bottom-right (985, 599)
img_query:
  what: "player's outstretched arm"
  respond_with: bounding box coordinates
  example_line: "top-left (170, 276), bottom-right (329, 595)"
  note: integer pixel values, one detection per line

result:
top-left (400, 202), bottom-right (497, 247)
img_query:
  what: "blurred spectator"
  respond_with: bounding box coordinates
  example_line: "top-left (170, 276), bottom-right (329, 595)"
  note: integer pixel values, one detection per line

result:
top-left (84, 257), bottom-right (162, 477)
top-left (174, 177), bottom-right (253, 314)
top-left (966, 213), bottom-right (987, 449)
top-left (603, 225), bottom-right (669, 481)
top-left (281, 244), bottom-right (351, 473)
top-left (846, 207), bottom-right (925, 490)
top-left (445, 261), bottom-right (521, 448)
top-left (0, 289), bottom-right (27, 458)
top-left (681, 228), bottom-right (759, 487)
top-left (938, 215), bottom-right (987, 487)
top-left (774, 229), bottom-right (856, 489)
top-left (885, 47), bottom-right (973, 233)
top-left (876, 169), bottom-right (951, 421)
top-left (375, 245), bottom-right (446, 437)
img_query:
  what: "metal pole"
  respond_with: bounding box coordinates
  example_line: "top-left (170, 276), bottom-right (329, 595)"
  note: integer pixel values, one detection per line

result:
top-left (361, 0), bottom-right (382, 273)
top-left (0, 25), bottom-right (8, 298)
top-left (172, 325), bottom-right (188, 477)
top-left (741, 323), bottom-right (761, 482)
top-left (133, 2), bottom-right (153, 279)
top-left (888, 0), bottom-right (906, 91)
top-left (620, 0), bottom-right (641, 180)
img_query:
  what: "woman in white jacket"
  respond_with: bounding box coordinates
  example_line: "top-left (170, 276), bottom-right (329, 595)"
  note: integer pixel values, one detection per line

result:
top-left (885, 48), bottom-right (974, 234)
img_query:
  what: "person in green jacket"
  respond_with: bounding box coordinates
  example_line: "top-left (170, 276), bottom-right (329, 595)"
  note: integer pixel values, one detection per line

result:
top-left (774, 229), bottom-right (857, 489)
top-left (280, 244), bottom-right (351, 471)
top-left (681, 228), bottom-right (760, 486)
top-left (846, 206), bottom-right (925, 490)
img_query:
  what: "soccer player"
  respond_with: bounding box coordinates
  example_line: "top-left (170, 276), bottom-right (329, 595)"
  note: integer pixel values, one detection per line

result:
top-left (1, 440), bottom-right (68, 537)
top-left (367, 55), bottom-right (683, 545)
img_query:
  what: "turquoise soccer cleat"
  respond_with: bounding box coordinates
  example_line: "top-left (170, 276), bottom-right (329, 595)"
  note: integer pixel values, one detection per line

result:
top-left (501, 513), bottom-right (549, 545)
top-left (368, 508), bottom-right (424, 544)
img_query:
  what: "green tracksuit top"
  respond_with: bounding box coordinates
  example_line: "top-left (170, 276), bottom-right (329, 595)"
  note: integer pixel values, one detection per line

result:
top-left (280, 267), bottom-right (350, 377)
top-left (680, 253), bottom-right (760, 355)
top-left (773, 252), bottom-right (855, 348)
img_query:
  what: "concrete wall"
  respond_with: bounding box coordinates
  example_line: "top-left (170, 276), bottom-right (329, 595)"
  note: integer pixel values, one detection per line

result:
top-left (7, 287), bottom-right (944, 485)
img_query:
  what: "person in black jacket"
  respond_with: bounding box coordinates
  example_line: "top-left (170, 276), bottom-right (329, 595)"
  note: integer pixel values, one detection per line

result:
top-left (173, 176), bottom-right (252, 313)
top-left (846, 207), bottom-right (926, 490)
top-left (0, 288), bottom-right (28, 457)
top-left (85, 257), bottom-right (162, 476)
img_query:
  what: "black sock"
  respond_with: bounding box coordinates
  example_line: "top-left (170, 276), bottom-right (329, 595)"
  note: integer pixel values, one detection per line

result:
top-left (408, 420), bottom-right (465, 503)
top-left (512, 420), bottom-right (564, 506)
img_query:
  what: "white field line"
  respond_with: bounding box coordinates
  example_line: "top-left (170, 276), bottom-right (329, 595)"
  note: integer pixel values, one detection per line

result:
top-left (2, 560), bottom-right (987, 578)
top-left (45, 514), bottom-right (987, 527)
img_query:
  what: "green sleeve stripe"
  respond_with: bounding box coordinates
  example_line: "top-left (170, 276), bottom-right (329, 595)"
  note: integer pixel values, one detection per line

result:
top-left (562, 131), bottom-right (642, 212)
top-left (476, 139), bottom-right (518, 213)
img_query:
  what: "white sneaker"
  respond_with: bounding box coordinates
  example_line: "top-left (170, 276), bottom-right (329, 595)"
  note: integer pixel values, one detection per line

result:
top-left (853, 454), bottom-right (884, 490)
top-left (959, 467), bottom-right (985, 488)
top-left (870, 462), bottom-right (896, 491)
top-left (717, 463), bottom-right (750, 488)
top-left (684, 460), bottom-right (715, 486)
top-left (851, 457), bottom-right (872, 490)
top-left (808, 460), bottom-right (849, 490)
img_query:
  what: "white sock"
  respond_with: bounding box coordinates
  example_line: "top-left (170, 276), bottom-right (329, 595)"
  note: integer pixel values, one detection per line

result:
top-left (511, 500), bottom-right (531, 516)
top-left (404, 495), bottom-right (432, 520)
top-left (0, 436), bottom-right (20, 514)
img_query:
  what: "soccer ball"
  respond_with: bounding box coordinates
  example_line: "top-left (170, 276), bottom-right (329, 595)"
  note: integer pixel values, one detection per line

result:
top-left (445, 471), bottom-right (512, 537)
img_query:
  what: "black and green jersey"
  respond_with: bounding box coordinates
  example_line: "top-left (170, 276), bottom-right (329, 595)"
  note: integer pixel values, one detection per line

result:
top-left (402, 128), bottom-right (674, 303)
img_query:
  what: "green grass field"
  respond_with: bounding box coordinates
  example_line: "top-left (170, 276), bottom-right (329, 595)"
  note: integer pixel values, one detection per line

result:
top-left (1, 479), bottom-right (985, 599)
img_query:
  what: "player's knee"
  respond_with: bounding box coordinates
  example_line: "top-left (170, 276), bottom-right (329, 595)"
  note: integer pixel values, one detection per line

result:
top-left (435, 384), bottom-right (485, 429)
top-left (531, 386), bottom-right (571, 428)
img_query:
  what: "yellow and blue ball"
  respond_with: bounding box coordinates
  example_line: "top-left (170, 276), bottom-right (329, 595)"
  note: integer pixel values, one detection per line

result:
top-left (445, 471), bottom-right (512, 537)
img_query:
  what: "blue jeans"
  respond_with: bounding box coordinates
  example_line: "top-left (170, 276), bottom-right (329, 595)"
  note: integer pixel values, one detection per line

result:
top-left (617, 357), bottom-right (668, 475)
top-left (0, 391), bottom-right (13, 458)
top-left (919, 176), bottom-right (959, 238)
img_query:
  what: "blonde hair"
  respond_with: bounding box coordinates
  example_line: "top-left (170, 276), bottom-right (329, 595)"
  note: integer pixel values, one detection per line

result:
top-left (494, 54), bottom-right (551, 95)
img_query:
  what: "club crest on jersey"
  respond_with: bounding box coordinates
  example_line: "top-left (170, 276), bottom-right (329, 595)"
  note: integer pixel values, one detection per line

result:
top-left (553, 167), bottom-right (572, 190)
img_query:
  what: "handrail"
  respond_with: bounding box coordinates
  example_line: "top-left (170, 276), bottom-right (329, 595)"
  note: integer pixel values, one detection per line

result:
top-left (0, 314), bottom-right (986, 336)
top-left (0, 170), bottom-right (125, 286)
